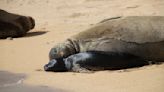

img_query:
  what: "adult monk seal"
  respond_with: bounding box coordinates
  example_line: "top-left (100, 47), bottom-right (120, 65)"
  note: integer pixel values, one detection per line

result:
top-left (0, 9), bottom-right (35, 39)
top-left (44, 16), bottom-right (164, 72)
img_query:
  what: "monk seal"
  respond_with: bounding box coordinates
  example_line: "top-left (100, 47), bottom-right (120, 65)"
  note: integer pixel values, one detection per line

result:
top-left (0, 9), bottom-right (35, 39)
top-left (44, 16), bottom-right (164, 72)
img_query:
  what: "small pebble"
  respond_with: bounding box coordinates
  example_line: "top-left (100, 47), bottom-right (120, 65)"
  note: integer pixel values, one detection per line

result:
top-left (46, 42), bottom-right (50, 44)
top-left (72, 73), bottom-right (76, 75)
top-left (6, 37), bottom-right (13, 40)
top-left (118, 69), bottom-right (129, 72)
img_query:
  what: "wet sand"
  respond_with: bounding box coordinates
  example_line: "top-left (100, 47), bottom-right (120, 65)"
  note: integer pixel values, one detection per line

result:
top-left (0, 0), bottom-right (164, 92)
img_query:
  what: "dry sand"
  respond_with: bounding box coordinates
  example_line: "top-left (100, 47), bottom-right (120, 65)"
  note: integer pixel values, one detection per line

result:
top-left (0, 0), bottom-right (164, 92)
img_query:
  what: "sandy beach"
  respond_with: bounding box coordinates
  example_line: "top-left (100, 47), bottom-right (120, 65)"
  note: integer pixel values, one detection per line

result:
top-left (0, 0), bottom-right (164, 92)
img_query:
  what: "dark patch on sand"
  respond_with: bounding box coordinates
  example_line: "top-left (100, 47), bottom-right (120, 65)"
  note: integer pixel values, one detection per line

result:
top-left (0, 71), bottom-right (65, 92)
top-left (0, 71), bottom-right (25, 87)
top-left (0, 84), bottom-right (63, 92)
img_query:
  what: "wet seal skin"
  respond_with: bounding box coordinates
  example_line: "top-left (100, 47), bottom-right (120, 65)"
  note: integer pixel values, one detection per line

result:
top-left (45, 16), bottom-right (164, 73)
top-left (0, 9), bottom-right (35, 39)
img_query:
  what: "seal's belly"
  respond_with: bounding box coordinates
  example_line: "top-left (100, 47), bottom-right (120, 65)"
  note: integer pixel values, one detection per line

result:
top-left (78, 38), bottom-right (164, 61)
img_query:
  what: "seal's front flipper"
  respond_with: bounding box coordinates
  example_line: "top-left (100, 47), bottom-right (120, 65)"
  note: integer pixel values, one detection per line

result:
top-left (72, 64), bottom-right (93, 73)
top-left (64, 53), bottom-right (94, 73)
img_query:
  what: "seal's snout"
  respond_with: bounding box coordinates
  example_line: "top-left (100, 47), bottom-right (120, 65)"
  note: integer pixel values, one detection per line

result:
top-left (28, 16), bottom-right (35, 29)
top-left (44, 59), bottom-right (57, 71)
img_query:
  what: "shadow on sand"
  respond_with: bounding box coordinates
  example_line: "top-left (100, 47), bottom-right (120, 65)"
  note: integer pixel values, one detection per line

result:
top-left (24, 31), bottom-right (48, 38)
top-left (0, 71), bottom-right (65, 92)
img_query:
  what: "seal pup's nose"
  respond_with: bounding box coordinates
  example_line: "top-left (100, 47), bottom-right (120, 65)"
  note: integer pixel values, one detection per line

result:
top-left (44, 59), bottom-right (57, 71)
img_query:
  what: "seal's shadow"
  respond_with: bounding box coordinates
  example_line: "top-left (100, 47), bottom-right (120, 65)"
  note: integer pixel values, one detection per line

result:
top-left (24, 31), bottom-right (48, 37)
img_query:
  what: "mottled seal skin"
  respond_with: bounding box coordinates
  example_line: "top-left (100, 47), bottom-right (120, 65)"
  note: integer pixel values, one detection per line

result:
top-left (0, 9), bottom-right (35, 39)
top-left (45, 16), bottom-right (164, 73)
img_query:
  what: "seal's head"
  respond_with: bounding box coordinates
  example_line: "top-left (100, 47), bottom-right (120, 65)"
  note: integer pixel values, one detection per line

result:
top-left (16, 16), bottom-right (35, 32)
top-left (44, 59), bottom-right (67, 72)
top-left (49, 43), bottom-right (73, 60)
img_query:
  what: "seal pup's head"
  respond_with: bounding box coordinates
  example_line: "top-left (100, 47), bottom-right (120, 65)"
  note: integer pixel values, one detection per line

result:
top-left (44, 59), bottom-right (67, 72)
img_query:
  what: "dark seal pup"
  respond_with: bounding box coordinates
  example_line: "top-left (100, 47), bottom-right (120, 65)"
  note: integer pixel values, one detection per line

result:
top-left (44, 16), bottom-right (164, 73)
top-left (0, 9), bottom-right (35, 39)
